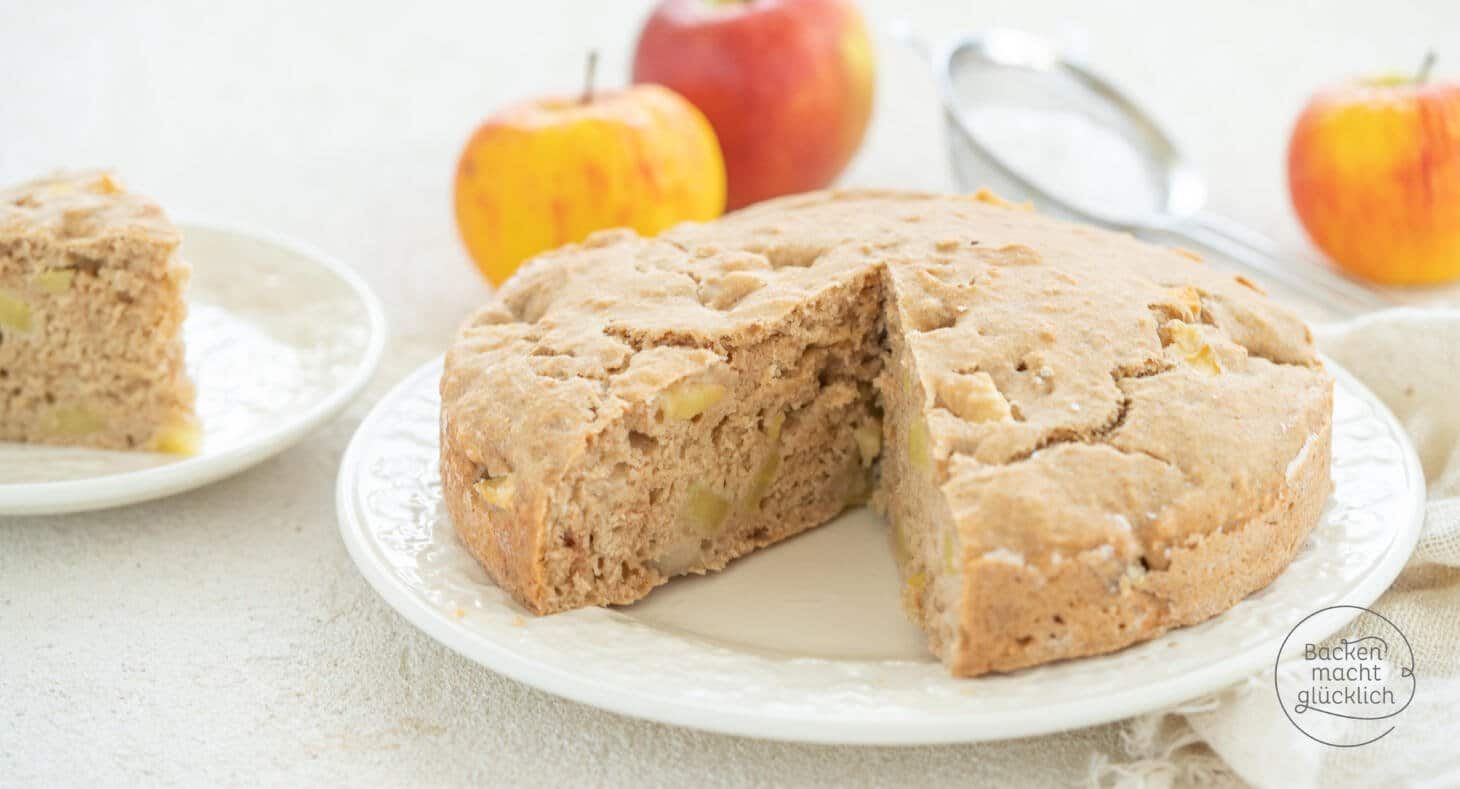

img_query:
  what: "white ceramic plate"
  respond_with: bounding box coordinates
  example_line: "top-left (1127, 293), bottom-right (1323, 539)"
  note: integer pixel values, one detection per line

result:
top-left (337, 355), bottom-right (1423, 745)
top-left (0, 221), bottom-right (386, 516)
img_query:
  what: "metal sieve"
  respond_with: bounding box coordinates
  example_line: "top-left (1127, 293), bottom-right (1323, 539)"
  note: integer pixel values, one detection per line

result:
top-left (904, 27), bottom-right (1387, 318)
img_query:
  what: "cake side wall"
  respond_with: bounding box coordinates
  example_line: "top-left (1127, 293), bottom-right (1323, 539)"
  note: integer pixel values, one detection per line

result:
top-left (440, 415), bottom-right (555, 614)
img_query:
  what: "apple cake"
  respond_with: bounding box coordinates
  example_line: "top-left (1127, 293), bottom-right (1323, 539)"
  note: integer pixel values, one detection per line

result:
top-left (0, 171), bottom-right (198, 453)
top-left (440, 190), bottom-right (1332, 676)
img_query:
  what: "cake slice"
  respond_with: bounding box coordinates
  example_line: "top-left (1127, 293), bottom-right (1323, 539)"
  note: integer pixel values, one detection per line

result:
top-left (0, 171), bottom-right (198, 453)
top-left (440, 190), bottom-right (1332, 676)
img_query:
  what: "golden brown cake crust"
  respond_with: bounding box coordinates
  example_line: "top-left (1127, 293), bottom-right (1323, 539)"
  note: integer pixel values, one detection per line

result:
top-left (441, 189), bottom-right (1332, 674)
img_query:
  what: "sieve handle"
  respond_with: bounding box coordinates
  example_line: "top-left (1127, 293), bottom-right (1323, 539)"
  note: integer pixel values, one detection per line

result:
top-left (1166, 212), bottom-right (1391, 319)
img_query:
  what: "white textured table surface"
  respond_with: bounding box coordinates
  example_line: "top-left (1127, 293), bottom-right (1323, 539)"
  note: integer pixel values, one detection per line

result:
top-left (1, 2), bottom-right (1454, 785)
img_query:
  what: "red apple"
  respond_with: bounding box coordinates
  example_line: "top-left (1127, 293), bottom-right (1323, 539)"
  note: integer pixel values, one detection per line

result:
top-left (1288, 54), bottom-right (1460, 284)
top-left (633, 0), bottom-right (875, 210)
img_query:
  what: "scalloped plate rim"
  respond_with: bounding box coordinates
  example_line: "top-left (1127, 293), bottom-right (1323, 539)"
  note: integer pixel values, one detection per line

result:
top-left (0, 219), bottom-right (387, 516)
top-left (337, 353), bottom-right (1424, 745)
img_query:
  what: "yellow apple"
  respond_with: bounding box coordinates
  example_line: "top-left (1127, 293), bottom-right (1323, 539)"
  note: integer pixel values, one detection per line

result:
top-left (455, 74), bottom-right (725, 285)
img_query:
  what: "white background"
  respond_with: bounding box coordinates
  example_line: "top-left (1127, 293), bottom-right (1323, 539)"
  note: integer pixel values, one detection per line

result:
top-left (2, 1), bottom-right (1456, 784)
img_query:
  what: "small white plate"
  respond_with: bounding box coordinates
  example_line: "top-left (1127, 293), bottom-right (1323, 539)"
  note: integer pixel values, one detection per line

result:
top-left (0, 221), bottom-right (386, 516)
top-left (337, 355), bottom-right (1423, 745)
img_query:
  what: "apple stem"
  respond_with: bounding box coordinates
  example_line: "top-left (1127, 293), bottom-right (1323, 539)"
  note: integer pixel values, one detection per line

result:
top-left (582, 50), bottom-right (599, 104)
top-left (1417, 51), bottom-right (1437, 84)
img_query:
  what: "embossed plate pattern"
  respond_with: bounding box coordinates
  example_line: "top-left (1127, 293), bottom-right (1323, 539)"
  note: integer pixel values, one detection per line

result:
top-left (337, 355), bottom-right (1423, 745)
top-left (0, 221), bottom-right (385, 515)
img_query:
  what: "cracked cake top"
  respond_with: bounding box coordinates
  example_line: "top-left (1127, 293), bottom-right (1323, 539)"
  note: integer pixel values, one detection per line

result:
top-left (1, 171), bottom-right (181, 251)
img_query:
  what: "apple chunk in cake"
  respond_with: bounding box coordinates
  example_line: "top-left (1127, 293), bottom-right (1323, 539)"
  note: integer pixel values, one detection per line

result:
top-left (0, 172), bottom-right (198, 452)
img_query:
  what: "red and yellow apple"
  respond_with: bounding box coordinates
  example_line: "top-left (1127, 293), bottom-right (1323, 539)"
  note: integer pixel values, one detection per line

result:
top-left (454, 80), bottom-right (725, 285)
top-left (1288, 58), bottom-right (1460, 284)
top-left (633, 0), bottom-right (875, 210)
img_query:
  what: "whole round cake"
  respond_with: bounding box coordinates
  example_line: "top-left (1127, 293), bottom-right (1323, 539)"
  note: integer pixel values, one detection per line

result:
top-left (440, 190), bottom-right (1332, 677)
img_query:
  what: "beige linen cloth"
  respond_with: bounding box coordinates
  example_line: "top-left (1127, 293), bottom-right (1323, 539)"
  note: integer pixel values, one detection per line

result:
top-left (1095, 307), bottom-right (1460, 788)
